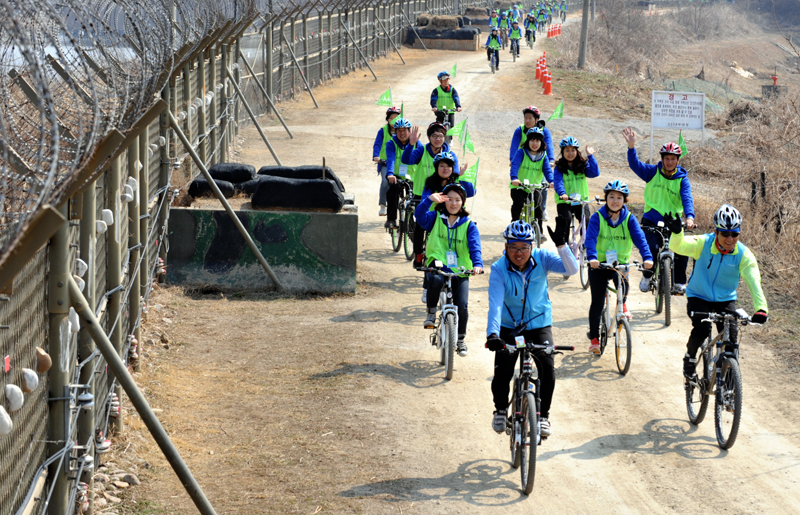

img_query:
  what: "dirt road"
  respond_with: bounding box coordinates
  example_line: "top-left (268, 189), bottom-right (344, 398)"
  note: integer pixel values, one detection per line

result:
top-left (130, 39), bottom-right (800, 514)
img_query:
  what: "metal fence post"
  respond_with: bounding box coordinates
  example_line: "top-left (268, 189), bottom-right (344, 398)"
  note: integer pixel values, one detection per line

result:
top-left (266, 23), bottom-right (274, 111)
top-left (158, 84), bottom-right (172, 278)
top-left (198, 52), bottom-right (208, 165)
top-left (209, 46), bottom-right (218, 167)
top-left (107, 157), bottom-right (124, 434)
top-left (127, 137), bottom-right (141, 373)
top-left (138, 133), bottom-right (150, 298)
top-left (221, 44), bottom-right (231, 163)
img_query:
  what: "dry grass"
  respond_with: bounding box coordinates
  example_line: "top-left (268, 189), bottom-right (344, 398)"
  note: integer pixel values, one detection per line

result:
top-left (429, 15), bottom-right (460, 30)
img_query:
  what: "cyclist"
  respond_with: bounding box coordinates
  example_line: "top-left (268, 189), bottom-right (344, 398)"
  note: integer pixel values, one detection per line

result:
top-left (485, 28), bottom-right (502, 69)
top-left (489, 9), bottom-right (500, 29)
top-left (661, 205), bottom-right (768, 380)
top-left (404, 122), bottom-right (465, 268)
top-left (509, 106), bottom-right (554, 168)
top-left (485, 219), bottom-right (577, 436)
top-left (416, 182), bottom-right (483, 357)
top-left (508, 21), bottom-right (523, 58)
top-left (622, 127), bottom-right (696, 294)
top-left (372, 106), bottom-right (401, 216)
top-left (383, 117), bottom-right (417, 230)
top-left (536, 8), bottom-right (547, 32)
top-left (430, 71), bottom-right (462, 128)
top-left (553, 136), bottom-right (599, 225)
top-left (585, 181), bottom-right (653, 353)
top-left (524, 12), bottom-right (537, 45)
top-left (510, 127), bottom-right (553, 239)
top-left (499, 12), bottom-right (510, 46)
top-left (508, 4), bottom-right (522, 22)
top-left (560, 0), bottom-right (567, 22)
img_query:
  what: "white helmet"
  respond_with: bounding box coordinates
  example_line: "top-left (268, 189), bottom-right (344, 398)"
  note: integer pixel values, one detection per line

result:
top-left (713, 204), bottom-right (742, 232)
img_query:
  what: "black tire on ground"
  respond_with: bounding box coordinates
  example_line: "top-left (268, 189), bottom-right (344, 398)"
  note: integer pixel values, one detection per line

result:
top-left (579, 246), bottom-right (589, 290)
top-left (392, 205), bottom-right (404, 253)
top-left (208, 162), bottom-right (256, 184)
top-left (510, 378), bottom-right (521, 468)
top-left (715, 357), bottom-right (743, 449)
top-left (615, 318), bottom-right (632, 376)
top-left (686, 345), bottom-right (710, 425)
top-left (663, 257), bottom-right (673, 326)
top-left (599, 306), bottom-right (608, 355)
top-left (521, 392), bottom-right (538, 494)
top-left (655, 260), bottom-right (664, 314)
top-left (444, 313), bottom-right (456, 380)
top-left (188, 178), bottom-right (235, 198)
top-left (403, 209), bottom-right (414, 260)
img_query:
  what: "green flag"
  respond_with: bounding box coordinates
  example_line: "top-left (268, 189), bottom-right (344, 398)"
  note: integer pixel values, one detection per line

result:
top-left (450, 63), bottom-right (457, 78)
top-left (548, 100), bottom-right (564, 121)
top-left (376, 88), bottom-right (392, 106)
top-left (400, 102), bottom-right (404, 119)
top-left (460, 121), bottom-right (468, 144)
top-left (460, 158), bottom-right (480, 185)
top-left (678, 131), bottom-right (688, 156)
top-left (447, 119), bottom-right (466, 138)
top-left (463, 127), bottom-right (475, 154)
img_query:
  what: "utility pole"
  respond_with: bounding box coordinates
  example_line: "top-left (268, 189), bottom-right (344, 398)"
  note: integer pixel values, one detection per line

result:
top-left (578, 0), bottom-right (590, 69)
top-left (591, 0), bottom-right (595, 22)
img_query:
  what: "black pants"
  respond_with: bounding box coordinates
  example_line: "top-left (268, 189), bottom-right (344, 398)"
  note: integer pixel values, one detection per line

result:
top-left (486, 48), bottom-right (499, 67)
top-left (556, 202), bottom-right (590, 227)
top-left (510, 39), bottom-right (520, 55)
top-left (427, 274), bottom-right (469, 336)
top-left (686, 297), bottom-right (739, 358)
top-left (587, 268), bottom-right (629, 339)
top-left (510, 187), bottom-right (543, 234)
top-left (434, 110), bottom-right (455, 129)
top-left (641, 218), bottom-right (689, 285)
top-left (386, 181), bottom-right (400, 222)
top-left (492, 326), bottom-right (556, 418)
top-left (526, 29), bottom-right (536, 43)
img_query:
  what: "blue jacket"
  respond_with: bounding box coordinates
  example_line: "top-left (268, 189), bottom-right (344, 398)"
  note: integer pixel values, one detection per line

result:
top-left (430, 85), bottom-right (461, 110)
top-left (415, 196), bottom-right (483, 274)
top-left (385, 136), bottom-right (417, 177)
top-left (524, 18), bottom-right (537, 30)
top-left (553, 155), bottom-right (600, 196)
top-left (627, 148), bottom-right (695, 224)
top-left (585, 205), bottom-right (653, 262)
top-left (402, 142), bottom-right (460, 172)
top-left (487, 247), bottom-right (578, 335)
top-left (509, 125), bottom-right (554, 163)
top-left (485, 34), bottom-right (502, 48)
top-left (510, 149), bottom-right (553, 184)
top-left (372, 125), bottom-right (391, 171)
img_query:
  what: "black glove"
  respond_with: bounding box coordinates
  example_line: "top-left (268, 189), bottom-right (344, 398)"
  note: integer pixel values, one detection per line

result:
top-left (486, 335), bottom-right (506, 352)
top-left (536, 119), bottom-right (546, 128)
top-left (663, 213), bottom-right (683, 235)
top-left (548, 215), bottom-right (569, 247)
top-left (751, 311), bottom-right (768, 324)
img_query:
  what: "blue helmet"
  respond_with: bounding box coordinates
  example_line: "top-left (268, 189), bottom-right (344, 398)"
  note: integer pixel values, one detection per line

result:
top-left (393, 117), bottom-right (412, 129)
top-left (603, 180), bottom-right (630, 197)
top-left (433, 151), bottom-right (455, 167)
top-left (503, 220), bottom-right (535, 243)
top-left (560, 136), bottom-right (580, 148)
top-left (442, 183), bottom-right (467, 197)
top-left (437, 71), bottom-right (450, 80)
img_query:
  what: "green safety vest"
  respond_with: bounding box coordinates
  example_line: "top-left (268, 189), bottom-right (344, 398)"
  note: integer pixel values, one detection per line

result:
top-left (596, 212), bottom-right (633, 264)
top-left (511, 151), bottom-right (545, 189)
top-left (489, 16), bottom-right (499, 27)
top-left (644, 168), bottom-right (685, 217)
top-left (554, 167), bottom-right (589, 205)
top-left (412, 146), bottom-right (444, 196)
top-left (435, 85), bottom-right (456, 111)
top-left (389, 139), bottom-right (416, 180)
top-left (500, 18), bottom-right (510, 29)
top-left (509, 27), bottom-right (522, 39)
top-left (517, 124), bottom-right (535, 149)
top-left (378, 125), bottom-right (392, 161)
top-left (537, 13), bottom-right (547, 22)
top-left (427, 217), bottom-right (474, 275)
top-left (488, 36), bottom-right (501, 50)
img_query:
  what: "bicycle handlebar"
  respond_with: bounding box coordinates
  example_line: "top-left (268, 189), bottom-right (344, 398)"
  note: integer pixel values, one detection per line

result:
top-left (690, 309), bottom-right (757, 325)
top-left (517, 181), bottom-right (549, 191)
top-left (502, 342), bottom-right (575, 354)
top-left (418, 266), bottom-right (484, 277)
top-left (597, 261), bottom-right (646, 273)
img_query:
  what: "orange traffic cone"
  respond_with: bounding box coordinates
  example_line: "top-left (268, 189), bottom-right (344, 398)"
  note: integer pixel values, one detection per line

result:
top-left (543, 72), bottom-right (553, 95)
top-left (535, 59), bottom-right (542, 80)
top-left (548, 26), bottom-right (553, 38)
top-left (540, 67), bottom-right (547, 85)
top-left (558, 24), bottom-right (562, 35)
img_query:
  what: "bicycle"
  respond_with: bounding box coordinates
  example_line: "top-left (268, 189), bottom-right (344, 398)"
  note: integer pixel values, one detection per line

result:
top-left (402, 196), bottom-right (420, 261)
top-left (595, 261), bottom-right (644, 375)
top-left (562, 193), bottom-right (597, 288)
top-left (487, 46), bottom-right (499, 74)
top-left (502, 339), bottom-right (574, 494)
top-left (517, 179), bottom-right (548, 248)
top-left (388, 176), bottom-right (413, 253)
top-left (435, 107), bottom-right (458, 145)
top-left (641, 222), bottom-right (684, 326)
top-left (684, 309), bottom-right (758, 449)
top-left (510, 38), bottom-right (520, 62)
top-left (501, 29), bottom-right (508, 49)
top-left (526, 28), bottom-right (535, 49)
top-left (419, 264), bottom-right (480, 380)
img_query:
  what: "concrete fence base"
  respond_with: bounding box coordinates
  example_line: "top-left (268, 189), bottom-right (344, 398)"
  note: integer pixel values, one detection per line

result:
top-left (167, 208), bottom-right (358, 293)
top-left (413, 35), bottom-right (481, 51)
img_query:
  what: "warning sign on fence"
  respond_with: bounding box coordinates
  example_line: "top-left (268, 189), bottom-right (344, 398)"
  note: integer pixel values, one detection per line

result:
top-left (649, 90), bottom-right (706, 161)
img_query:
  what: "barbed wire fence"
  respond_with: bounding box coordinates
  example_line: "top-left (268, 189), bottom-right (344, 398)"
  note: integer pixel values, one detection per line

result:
top-left (0, 0), bottom-right (500, 513)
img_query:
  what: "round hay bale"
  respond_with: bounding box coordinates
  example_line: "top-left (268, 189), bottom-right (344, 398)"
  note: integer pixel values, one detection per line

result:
top-left (429, 15), bottom-right (459, 30)
top-left (493, 1), bottom-right (513, 12)
top-left (416, 13), bottom-right (431, 26)
top-left (464, 7), bottom-right (488, 17)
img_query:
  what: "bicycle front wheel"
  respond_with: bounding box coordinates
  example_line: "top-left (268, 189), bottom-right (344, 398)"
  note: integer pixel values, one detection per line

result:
top-left (391, 204), bottom-right (403, 252)
top-left (444, 312), bottom-right (456, 380)
top-left (520, 392), bottom-right (538, 494)
top-left (615, 318), bottom-right (632, 375)
top-left (403, 209), bottom-right (414, 260)
top-left (654, 261), bottom-right (664, 314)
top-left (579, 245), bottom-right (589, 290)
top-left (686, 345), bottom-right (710, 425)
top-left (662, 257), bottom-right (673, 326)
top-left (599, 306), bottom-right (608, 354)
top-left (715, 356), bottom-right (743, 449)
top-left (510, 376), bottom-right (521, 468)
top-left (532, 221), bottom-right (541, 249)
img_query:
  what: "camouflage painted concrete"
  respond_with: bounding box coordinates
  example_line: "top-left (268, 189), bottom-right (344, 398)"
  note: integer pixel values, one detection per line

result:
top-left (167, 208), bottom-right (357, 293)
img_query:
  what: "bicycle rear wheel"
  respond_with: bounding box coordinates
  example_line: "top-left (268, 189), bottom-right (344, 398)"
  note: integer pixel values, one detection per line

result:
top-left (686, 344), bottom-right (710, 425)
top-left (615, 318), bottom-right (632, 375)
top-left (403, 209), bottom-right (414, 261)
top-left (662, 257), bottom-right (672, 326)
top-left (443, 312), bottom-right (456, 380)
top-left (599, 306), bottom-right (608, 355)
top-left (520, 392), bottom-right (538, 494)
top-left (714, 356), bottom-right (742, 449)
top-left (579, 245), bottom-right (589, 290)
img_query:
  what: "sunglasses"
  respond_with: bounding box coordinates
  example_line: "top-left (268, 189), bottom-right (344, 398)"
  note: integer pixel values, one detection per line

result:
top-left (719, 231), bottom-right (740, 238)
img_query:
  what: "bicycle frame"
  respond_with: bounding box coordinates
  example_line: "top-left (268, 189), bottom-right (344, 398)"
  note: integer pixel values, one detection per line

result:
top-left (643, 224), bottom-right (675, 292)
top-left (599, 264), bottom-right (635, 330)
top-left (518, 180), bottom-right (548, 226)
top-left (689, 310), bottom-right (748, 395)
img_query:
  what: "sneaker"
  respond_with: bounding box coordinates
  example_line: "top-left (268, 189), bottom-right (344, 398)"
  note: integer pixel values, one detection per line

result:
top-left (683, 354), bottom-right (697, 380)
top-left (413, 254), bottom-right (425, 270)
top-left (384, 220), bottom-right (397, 229)
top-left (423, 309), bottom-right (436, 329)
top-left (492, 410), bottom-right (507, 433)
top-left (543, 208), bottom-right (549, 221)
top-left (540, 417), bottom-right (552, 437)
top-left (622, 303), bottom-right (632, 320)
top-left (378, 205), bottom-right (387, 216)
top-left (589, 338), bottom-right (601, 355)
top-left (639, 276), bottom-right (651, 292)
top-left (674, 283), bottom-right (687, 295)
top-left (421, 288), bottom-right (427, 304)
top-left (457, 338), bottom-right (468, 357)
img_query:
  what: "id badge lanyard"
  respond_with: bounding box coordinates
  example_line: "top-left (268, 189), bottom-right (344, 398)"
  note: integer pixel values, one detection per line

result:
top-left (504, 263), bottom-right (534, 332)
top-left (445, 222), bottom-right (458, 268)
